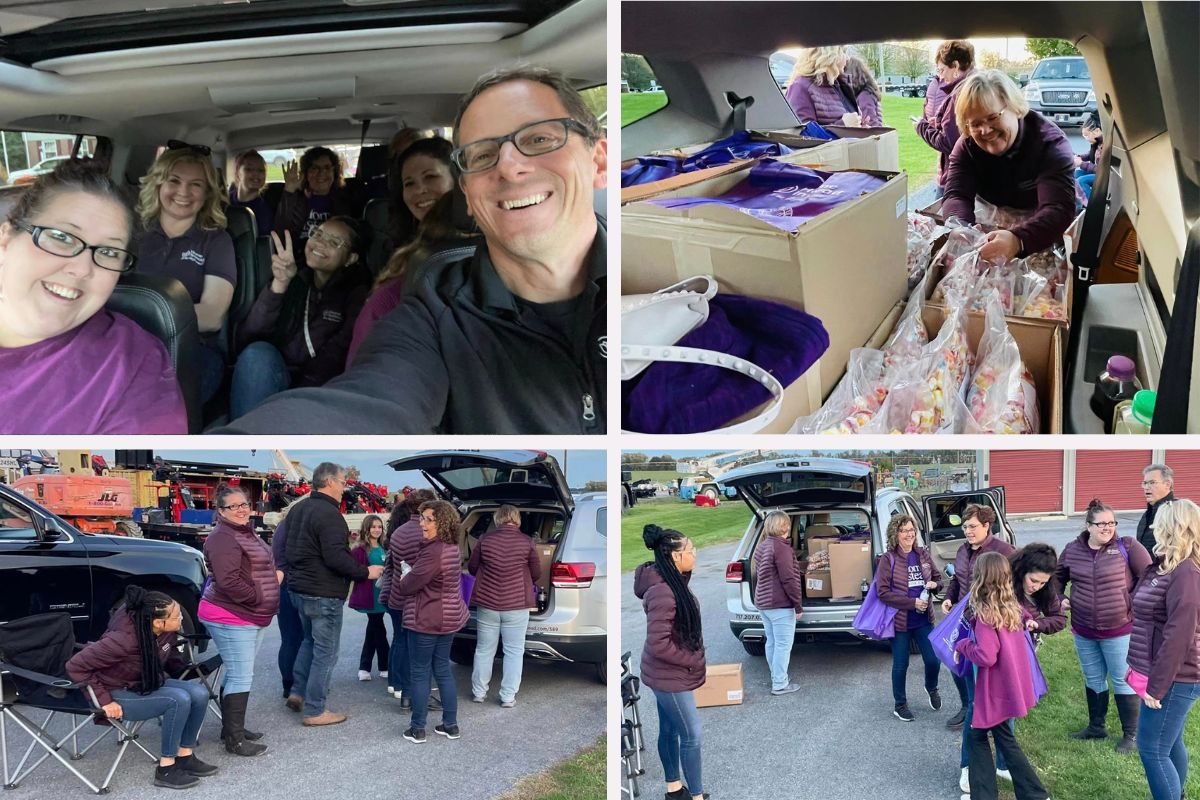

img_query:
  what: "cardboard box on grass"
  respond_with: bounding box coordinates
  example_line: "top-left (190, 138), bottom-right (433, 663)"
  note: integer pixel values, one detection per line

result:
top-left (804, 569), bottom-right (833, 599)
top-left (828, 540), bottom-right (873, 600)
top-left (623, 167), bottom-right (910, 399)
top-left (695, 663), bottom-right (744, 708)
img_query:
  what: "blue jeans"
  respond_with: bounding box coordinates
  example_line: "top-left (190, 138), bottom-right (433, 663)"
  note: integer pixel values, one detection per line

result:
top-left (960, 666), bottom-right (1010, 770)
top-left (387, 608), bottom-right (410, 695)
top-left (1138, 681), bottom-right (1200, 800)
top-left (1073, 633), bottom-right (1133, 694)
top-left (409, 631), bottom-right (458, 730)
top-left (111, 679), bottom-right (209, 757)
top-left (197, 341), bottom-right (225, 404)
top-left (203, 620), bottom-right (266, 694)
top-left (1077, 173), bottom-right (1096, 200)
top-left (759, 607), bottom-right (796, 691)
top-left (891, 621), bottom-right (940, 705)
top-left (277, 579), bottom-right (303, 692)
top-left (472, 607), bottom-right (530, 702)
top-left (230, 341), bottom-right (291, 419)
top-left (652, 688), bottom-right (703, 795)
top-left (289, 592), bottom-right (344, 717)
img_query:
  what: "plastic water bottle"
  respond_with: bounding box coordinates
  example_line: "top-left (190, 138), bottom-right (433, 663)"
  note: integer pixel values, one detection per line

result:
top-left (919, 588), bottom-right (930, 603)
top-left (1112, 389), bottom-right (1155, 434)
top-left (1091, 355), bottom-right (1141, 433)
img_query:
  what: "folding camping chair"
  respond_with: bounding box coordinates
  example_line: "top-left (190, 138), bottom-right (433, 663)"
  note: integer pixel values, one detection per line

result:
top-left (174, 633), bottom-right (224, 737)
top-left (621, 651), bottom-right (645, 798)
top-left (0, 613), bottom-right (156, 794)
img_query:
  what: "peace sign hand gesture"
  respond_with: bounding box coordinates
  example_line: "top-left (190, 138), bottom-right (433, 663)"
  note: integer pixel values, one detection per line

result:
top-left (282, 159), bottom-right (302, 193)
top-left (269, 230), bottom-right (297, 293)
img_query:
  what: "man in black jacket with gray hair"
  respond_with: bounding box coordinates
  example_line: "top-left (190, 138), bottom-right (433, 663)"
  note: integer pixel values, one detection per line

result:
top-left (284, 462), bottom-right (381, 727)
top-left (1137, 463), bottom-right (1176, 555)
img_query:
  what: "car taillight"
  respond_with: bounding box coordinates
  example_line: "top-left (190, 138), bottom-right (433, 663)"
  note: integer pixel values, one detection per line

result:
top-left (551, 561), bottom-right (595, 588)
top-left (726, 561), bottom-right (744, 582)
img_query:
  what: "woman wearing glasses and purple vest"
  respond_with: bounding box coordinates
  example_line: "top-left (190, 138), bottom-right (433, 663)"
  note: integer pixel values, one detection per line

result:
top-left (1055, 498), bottom-right (1153, 754)
top-left (275, 146), bottom-right (360, 269)
top-left (229, 216), bottom-right (371, 417)
top-left (0, 160), bottom-right (185, 433)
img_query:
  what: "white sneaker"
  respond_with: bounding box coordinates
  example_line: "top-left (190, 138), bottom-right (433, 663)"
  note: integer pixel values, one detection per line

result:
top-left (358, 670), bottom-right (371, 681)
top-left (996, 768), bottom-right (1012, 782)
top-left (379, 671), bottom-right (388, 679)
top-left (961, 795), bottom-right (971, 800)
top-left (960, 767), bottom-right (969, 792)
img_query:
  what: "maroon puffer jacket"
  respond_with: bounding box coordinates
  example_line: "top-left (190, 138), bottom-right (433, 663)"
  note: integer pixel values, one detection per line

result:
top-left (946, 535), bottom-right (1016, 604)
top-left (1018, 592), bottom-right (1067, 635)
top-left (634, 562), bottom-right (705, 693)
top-left (395, 538), bottom-right (468, 635)
top-left (202, 518), bottom-right (279, 626)
top-left (467, 524), bottom-right (541, 611)
top-left (784, 74), bottom-right (858, 126)
top-left (66, 611), bottom-right (185, 707)
top-left (1127, 559), bottom-right (1200, 699)
top-left (1056, 533), bottom-right (1153, 635)
top-left (385, 517), bottom-right (424, 613)
top-left (876, 547), bottom-right (943, 632)
top-left (753, 534), bottom-right (804, 612)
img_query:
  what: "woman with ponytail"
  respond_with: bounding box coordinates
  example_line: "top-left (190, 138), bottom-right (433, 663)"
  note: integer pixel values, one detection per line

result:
top-left (67, 586), bottom-right (217, 789)
top-left (633, 524), bottom-right (708, 800)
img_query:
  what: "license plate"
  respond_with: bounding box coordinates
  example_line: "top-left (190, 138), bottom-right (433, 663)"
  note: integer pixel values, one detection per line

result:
top-left (1055, 114), bottom-right (1069, 122)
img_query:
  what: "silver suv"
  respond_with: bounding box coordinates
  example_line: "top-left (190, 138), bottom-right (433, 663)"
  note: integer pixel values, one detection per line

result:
top-left (388, 451), bottom-right (607, 682)
top-left (1022, 56), bottom-right (1096, 127)
top-left (721, 457), bottom-right (1013, 656)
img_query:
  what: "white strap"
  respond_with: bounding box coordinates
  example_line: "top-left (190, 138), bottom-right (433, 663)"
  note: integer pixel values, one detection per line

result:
top-left (619, 343), bottom-right (784, 434)
top-left (302, 286), bottom-right (316, 359)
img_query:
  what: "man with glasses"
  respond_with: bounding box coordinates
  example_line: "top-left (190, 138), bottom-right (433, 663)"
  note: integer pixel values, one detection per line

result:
top-left (283, 462), bottom-right (382, 727)
top-left (220, 64), bottom-right (607, 434)
top-left (1137, 464), bottom-right (1176, 554)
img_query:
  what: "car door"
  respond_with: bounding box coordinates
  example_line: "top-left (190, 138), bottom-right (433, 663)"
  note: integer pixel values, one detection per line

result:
top-left (0, 486), bottom-right (93, 643)
top-left (920, 487), bottom-right (1011, 574)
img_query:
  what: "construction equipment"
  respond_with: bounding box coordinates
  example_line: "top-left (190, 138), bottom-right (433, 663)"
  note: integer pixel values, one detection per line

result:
top-left (12, 474), bottom-right (143, 537)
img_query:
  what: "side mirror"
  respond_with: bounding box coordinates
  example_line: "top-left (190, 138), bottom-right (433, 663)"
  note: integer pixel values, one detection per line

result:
top-left (1018, 73), bottom-right (1030, 86)
top-left (948, 514), bottom-right (962, 527)
top-left (39, 517), bottom-right (69, 541)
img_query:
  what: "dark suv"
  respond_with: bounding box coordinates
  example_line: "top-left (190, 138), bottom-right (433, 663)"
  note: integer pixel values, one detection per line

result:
top-left (0, 482), bottom-right (206, 646)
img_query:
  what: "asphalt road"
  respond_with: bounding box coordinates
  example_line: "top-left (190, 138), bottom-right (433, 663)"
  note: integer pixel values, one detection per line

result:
top-left (5, 609), bottom-right (604, 800)
top-left (620, 512), bottom-right (1140, 800)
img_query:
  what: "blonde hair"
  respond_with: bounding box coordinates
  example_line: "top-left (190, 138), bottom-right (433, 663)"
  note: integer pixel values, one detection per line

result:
top-left (763, 511), bottom-right (791, 539)
top-left (954, 69), bottom-right (1030, 139)
top-left (788, 46), bottom-right (847, 88)
top-left (493, 504), bottom-right (521, 527)
top-left (137, 148), bottom-right (227, 231)
top-left (1151, 498), bottom-right (1200, 574)
top-left (968, 552), bottom-right (1022, 632)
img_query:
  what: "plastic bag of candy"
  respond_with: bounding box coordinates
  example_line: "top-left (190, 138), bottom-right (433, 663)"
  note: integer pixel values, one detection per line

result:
top-left (967, 299), bottom-right (1040, 433)
top-left (883, 274), bottom-right (930, 373)
top-left (791, 348), bottom-right (888, 434)
top-left (974, 196), bottom-right (1033, 230)
top-left (931, 248), bottom-right (988, 309)
top-left (928, 223), bottom-right (988, 284)
top-left (906, 212), bottom-right (945, 285)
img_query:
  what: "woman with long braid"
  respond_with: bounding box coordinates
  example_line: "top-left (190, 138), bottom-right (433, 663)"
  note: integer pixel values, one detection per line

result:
top-left (633, 525), bottom-right (708, 800)
top-left (67, 586), bottom-right (218, 789)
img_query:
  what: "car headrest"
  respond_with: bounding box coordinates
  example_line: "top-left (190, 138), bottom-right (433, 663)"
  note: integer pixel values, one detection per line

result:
top-left (225, 204), bottom-right (257, 240)
top-left (106, 272), bottom-right (202, 433)
top-left (448, 184), bottom-right (476, 233)
top-left (810, 513), bottom-right (831, 524)
top-left (356, 145), bottom-right (389, 181)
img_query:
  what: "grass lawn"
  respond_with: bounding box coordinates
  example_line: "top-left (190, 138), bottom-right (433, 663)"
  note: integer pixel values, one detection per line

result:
top-left (1012, 632), bottom-right (1199, 800)
top-left (621, 500), bottom-right (751, 572)
top-left (621, 91), bottom-right (668, 127)
top-left (880, 93), bottom-right (939, 196)
top-left (493, 736), bottom-right (605, 800)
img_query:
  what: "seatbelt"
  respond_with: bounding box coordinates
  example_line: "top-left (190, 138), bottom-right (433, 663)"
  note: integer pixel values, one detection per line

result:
top-left (724, 91), bottom-right (755, 136)
top-left (1150, 218), bottom-right (1200, 432)
top-left (358, 119), bottom-right (371, 150)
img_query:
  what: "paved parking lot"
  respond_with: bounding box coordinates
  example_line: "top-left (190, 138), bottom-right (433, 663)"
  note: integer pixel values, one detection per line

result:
top-left (620, 513), bottom-right (1139, 800)
top-left (4, 610), bottom-right (604, 799)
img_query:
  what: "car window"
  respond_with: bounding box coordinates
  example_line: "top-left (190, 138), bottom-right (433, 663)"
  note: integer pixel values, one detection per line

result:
top-left (595, 506), bottom-right (607, 537)
top-left (1032, 58), bottom-right (1089, 81)
top-left (577, 85), bottom-right (608, 133)
top-left (621, 53), bottom-right (668, 126)
top-left (0, 130), bottom-right (99, 187)
top-left (0, 498), bottom-right (37, 540)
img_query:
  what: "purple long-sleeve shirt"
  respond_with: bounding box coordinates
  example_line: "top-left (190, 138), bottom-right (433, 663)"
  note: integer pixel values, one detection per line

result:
top-left (941, 110), bottom-right (1077, 254)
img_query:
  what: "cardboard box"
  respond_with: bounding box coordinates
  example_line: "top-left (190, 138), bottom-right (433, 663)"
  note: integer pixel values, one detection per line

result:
top-left (921, 305), bottom-right (1063, 433)
top-left (807, 536), bottom-right (839, 555)
top-left (694, 663), bottom-right (744, 708)
top-left (804, 569), bottom-right (833, 599)
top-left (623, 168), bottom-right (909, 398)
top-left (828, 540), bottom-right (873, 599)
top-left (823, 126), bottom-right (900, 171)
top-left (534, 543), bottom-right (557, 590)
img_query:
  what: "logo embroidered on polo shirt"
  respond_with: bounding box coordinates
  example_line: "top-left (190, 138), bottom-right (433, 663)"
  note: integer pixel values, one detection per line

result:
top-left (181, 250), bottom-right (206, 265)
top-left (321, 311), bottom-right (343, 323)
top-left (597, 335), bottom-right (607, 358)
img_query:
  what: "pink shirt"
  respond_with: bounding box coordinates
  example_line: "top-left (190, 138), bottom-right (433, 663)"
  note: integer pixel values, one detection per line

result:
top-left (197, 598), bottom-right (255, 626)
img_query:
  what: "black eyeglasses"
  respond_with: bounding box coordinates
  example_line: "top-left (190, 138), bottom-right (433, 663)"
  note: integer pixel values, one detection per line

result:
top-left (11, 221), bottom-right (136, 272)
top-left (167, 139), bottom-right (212, 156)
top-left (221, 502), bottom-right (251, 512)
top-left (452, 117), bottom-right (592, 174)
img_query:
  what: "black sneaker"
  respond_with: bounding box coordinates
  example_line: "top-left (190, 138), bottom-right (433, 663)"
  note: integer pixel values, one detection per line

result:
top-left (402, 727), bottom-right (426, 744)
top-left (928, 689), bottom-right (942, 711)
top-left (174, 754), bottom-right (218, 777)
top-left (153, 764), bottom-right (200, 789)
top-left (893, 704), bottom-right (915, 722)
top-left (435, 724), bottom-right (461, 740)
top-left (946, 707), bottom-right (966, 729)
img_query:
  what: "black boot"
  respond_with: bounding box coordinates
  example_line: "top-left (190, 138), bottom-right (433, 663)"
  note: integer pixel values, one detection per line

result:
top-left (219, 690), bottom-right (263, 742)
top-left (281, 679), bottom-right (293, 700)
top-left (1069, 687), bottom-right (1109, 740)
top-left (221, 693), bottom-right (268, 757)
top-left (1114, 693), bottom-right (1139, 754)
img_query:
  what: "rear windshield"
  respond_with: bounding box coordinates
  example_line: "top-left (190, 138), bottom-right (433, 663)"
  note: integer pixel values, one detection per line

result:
top-left (749, 472), bottom-right (868, 502)
top-left (1032, 58), bottom-right (1090, 80)
top-left (437, 466), bottom-right (554, 494)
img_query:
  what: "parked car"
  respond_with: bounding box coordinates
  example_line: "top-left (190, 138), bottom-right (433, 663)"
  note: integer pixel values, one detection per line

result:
top-left (389, 451), bottom-right (608, 682)
top-left (721, 457), bottom-right (1012, 656)
top-left (0, 482), bottom-right (207, 648)
top-left (8, 154), bottom-right (72, 185)
top-left (1022, 55), bottom-right (1096, 127)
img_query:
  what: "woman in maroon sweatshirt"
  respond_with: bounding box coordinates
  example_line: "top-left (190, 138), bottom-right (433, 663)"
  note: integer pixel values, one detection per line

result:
top-left (392, 499), bottom-right (468, 744)
top-left (66, 586), bottom-right (218, 790)
top-left (467, 504), bottom-right (541, 706)
top-left (1126, 498), bottom-right (1200, 800)
top-left (1056, 497), bottom-right (1152, 752)
top-left (382, 488), bottom-right (436, 706)
top-left (633, 525), bottom-right (707, 800)
top-left (753, 511), bottom-right (804, 696)
top-left (1010, 544), bottom-right (1066, 647)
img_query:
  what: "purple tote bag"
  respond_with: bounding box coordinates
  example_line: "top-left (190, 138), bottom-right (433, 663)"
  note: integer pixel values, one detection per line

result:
top-left (930, 593), bottom-right (974, 678)
top-left (852, 554), bottom-right (897, 640)
top-left (1025, 629), bottom-right (1048, 701)
top-left (460, 573), bottom-right (476, 606)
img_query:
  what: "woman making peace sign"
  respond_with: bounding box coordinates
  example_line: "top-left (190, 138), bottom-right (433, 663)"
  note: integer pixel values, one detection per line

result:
top-left (229, 216), bottom-right (372, 417)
